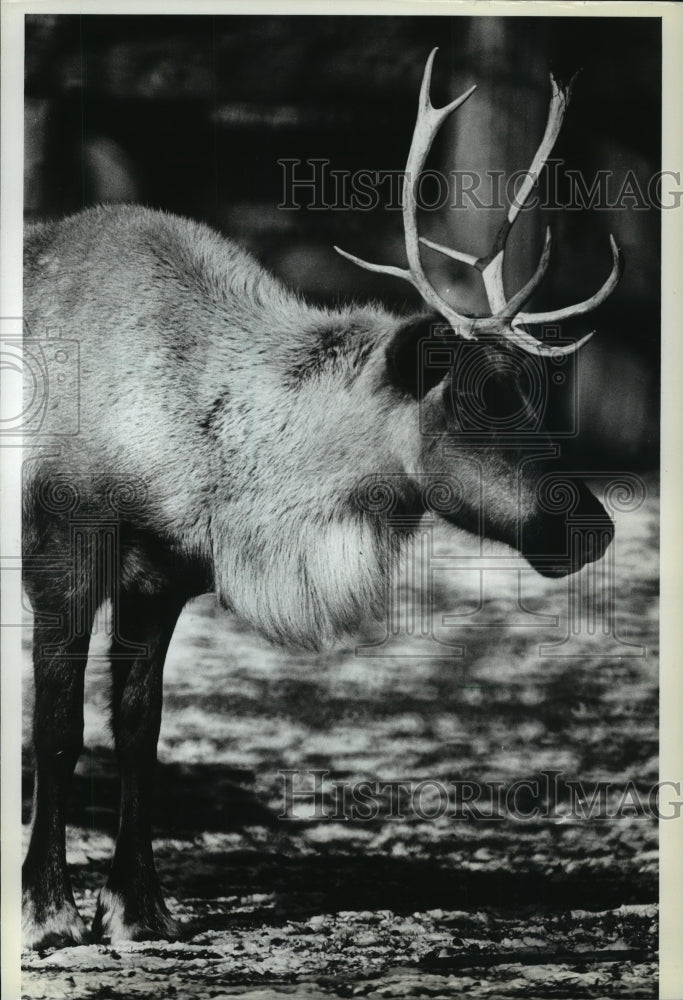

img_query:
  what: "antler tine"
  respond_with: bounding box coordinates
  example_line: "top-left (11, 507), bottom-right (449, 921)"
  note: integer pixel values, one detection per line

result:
top-left (497, 227), bottom-right (552, 320)
top-left (474, 75), bottom-right (573, 322)
top-left (332, 247), bottom-right (413, 283)
top-left (508, 75), bottom-right (572, 232)
top-left (335, 48), bottom-right (477, 335)
top-left (514, 234), bottom-right (623, 326)
top-left (503, 325), bottom-right (594, 358)
top-left (419, 237), bottom-right (479, 269)
top-left (403, 49), bottom-right (477, 333)
top-left (421, 226), bottom-right (553, 320)
top-left (496, 233), bottom-right (620, 358)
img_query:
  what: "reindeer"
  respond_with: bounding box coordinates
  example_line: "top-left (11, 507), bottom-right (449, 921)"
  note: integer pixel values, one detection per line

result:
top-left (22, 49), bottom-right (620, 948)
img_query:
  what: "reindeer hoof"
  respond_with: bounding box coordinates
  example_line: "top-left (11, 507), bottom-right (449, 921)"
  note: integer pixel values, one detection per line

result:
top-left (22, 898), bottom-right (88, 951)
top-left (93, 887), bottom-right (180, 943)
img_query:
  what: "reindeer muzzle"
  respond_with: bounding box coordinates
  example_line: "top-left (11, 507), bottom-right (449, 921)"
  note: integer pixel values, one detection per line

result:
top-left (522, 484), bottom-right (614, 578)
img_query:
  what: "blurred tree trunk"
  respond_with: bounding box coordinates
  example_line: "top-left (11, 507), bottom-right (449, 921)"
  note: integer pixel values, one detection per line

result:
top-left (425, 19), bottom-right (550, 317)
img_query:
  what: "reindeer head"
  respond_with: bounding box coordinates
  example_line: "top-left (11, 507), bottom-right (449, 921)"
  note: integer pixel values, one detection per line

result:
top-left (337, 49), bottom-right (620, 577)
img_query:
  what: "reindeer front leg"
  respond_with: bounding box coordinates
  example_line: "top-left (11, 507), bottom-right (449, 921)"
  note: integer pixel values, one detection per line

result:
top-left (22, 609), bottom-right (93, 950)
top-left (93, 590), bottom-right (184, 943)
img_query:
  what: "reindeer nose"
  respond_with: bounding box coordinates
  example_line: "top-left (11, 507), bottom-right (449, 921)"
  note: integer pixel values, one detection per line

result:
top-left (574, 511), bottom-right (615, 567)
top-left (523, 483), bottom-right (614, 578)
top-left (570, 487), bottom-right (615, 568)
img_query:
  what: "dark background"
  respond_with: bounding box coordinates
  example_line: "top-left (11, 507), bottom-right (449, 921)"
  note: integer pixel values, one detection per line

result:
top-left (24, 14), bottom-right (661, 469)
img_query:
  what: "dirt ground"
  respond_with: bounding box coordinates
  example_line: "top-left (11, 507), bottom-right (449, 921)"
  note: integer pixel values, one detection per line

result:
top-left (21, 483), bottom-right (659, 999)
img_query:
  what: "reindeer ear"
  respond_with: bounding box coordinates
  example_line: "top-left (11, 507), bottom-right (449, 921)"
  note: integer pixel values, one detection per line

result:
top-left (385, 313), bottom-right (453, 398)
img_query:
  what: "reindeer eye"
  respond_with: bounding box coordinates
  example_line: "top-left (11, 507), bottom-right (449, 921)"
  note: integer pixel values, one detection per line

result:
top-left (481, 376), bottom-right (521, 416)
top-left (454, 372), bottom-right (526, 426)
top-left (450, 349), bottom-right (546, 431)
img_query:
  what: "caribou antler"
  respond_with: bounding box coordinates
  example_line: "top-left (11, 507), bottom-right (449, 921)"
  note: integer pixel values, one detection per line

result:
top-left (334, 48), bottom-right (622, 357)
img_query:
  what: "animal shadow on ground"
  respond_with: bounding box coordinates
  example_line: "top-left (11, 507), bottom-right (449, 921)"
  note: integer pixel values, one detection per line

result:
top-left (22, 746), bottom-right (656, 942)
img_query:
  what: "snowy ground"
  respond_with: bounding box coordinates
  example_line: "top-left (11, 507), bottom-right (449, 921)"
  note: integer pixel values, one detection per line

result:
top-left (21, 482), bottom-right (659, 998)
